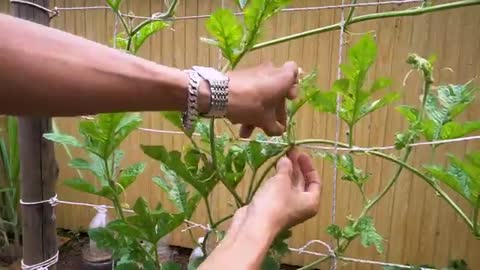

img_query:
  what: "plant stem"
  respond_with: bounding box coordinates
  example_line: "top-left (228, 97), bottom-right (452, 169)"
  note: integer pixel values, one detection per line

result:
top-left (345, 0), bottom-right (358, 25)
top-left (204, 197), bottom-right (215, 225)
top-left (473, 196), bottom-right (480, 236)
top-left (295, 139), bottom-right (474, 230)
top-left (153, 242), bottom-right (161, 268)
top-left (348, 124), bottom-right (354, 148)
top-left (253, 0), bottom-right (480, 51)
top-left (209, 118), bottom-right (244, 206)
top-left (365, 150), bottom-right (474, 229)
top-left (248, 148), bottom-right (290, 202)
top-left (246, 169), bottom-right (258, 202)
top-left (125, 0), bottom-right (178, 52)
top-left (296, 255), bottom-right (333, 270)
top-left (104, 158), bottom-right (126, 221)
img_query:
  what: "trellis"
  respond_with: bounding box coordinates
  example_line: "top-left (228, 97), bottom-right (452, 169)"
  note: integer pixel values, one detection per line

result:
top-left (8, 0), bottom-right (480, 269)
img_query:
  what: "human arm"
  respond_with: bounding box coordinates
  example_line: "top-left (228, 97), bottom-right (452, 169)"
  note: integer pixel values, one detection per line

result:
top-left (198, 149), bottom-right (322, 270)
top-left (0, 14), bottom-right (298, 136)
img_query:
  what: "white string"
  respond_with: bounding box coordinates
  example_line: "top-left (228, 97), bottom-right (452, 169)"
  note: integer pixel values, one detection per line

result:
top-left (80, 116), bottom-right (480, 151)
top-left (9, 0), bottom-right (423, 21)
top-left (21, 251), bottom-right (59, 270)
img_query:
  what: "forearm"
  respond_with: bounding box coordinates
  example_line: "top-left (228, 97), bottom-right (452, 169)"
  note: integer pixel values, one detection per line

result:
top-left (0, 14), bottom-right (208, 116)
top-left (199, 218), bottom-right (278, 270)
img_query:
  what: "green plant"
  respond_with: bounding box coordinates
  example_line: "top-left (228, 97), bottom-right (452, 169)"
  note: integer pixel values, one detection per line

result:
top-left (44, 0), bottom-right (480, 269)
top-left (0, 116), bottom-right (21, 252)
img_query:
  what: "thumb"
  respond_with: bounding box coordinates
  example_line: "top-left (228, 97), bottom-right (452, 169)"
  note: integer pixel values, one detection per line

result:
top-left (276, 157), bottom-right (293, 177)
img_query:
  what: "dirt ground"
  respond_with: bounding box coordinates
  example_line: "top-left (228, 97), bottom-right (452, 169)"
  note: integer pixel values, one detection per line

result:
top-left (1, 230), bottom-right (299, 270)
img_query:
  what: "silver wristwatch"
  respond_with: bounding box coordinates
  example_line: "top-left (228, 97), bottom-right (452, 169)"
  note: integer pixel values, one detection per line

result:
top-left (192, 66), bottom-right (229, 118)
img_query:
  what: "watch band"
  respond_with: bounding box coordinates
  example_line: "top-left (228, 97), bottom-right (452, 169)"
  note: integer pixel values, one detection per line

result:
top-left (192, 66), bottom-right (229, 118)
top-left (182, 70), bottom-right (200, 134)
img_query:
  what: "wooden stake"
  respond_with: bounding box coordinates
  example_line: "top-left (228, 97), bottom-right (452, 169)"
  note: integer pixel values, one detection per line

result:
top-left (10, 1), bottom-right (59, 269)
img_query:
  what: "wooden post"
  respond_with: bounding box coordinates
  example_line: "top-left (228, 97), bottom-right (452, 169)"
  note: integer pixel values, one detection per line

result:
top-left (10, 1), bottom-right (59, 269)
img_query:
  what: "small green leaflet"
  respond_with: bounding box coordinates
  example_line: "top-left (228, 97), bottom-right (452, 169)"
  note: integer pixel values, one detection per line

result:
top-left (43, 133), bottom-right (83, 147)
top-left (206, 9), bottom-right (243, 64)
top-left (106, 0), bottom-right (123, 11)
top-left (309, 34), bottom-right (399, 126)
top-left (424, 152), bottom-right (480, 206)
top-left (131, 21), bottom-right (169, 53)
top-left (356, 216), bottom-right (384, 254)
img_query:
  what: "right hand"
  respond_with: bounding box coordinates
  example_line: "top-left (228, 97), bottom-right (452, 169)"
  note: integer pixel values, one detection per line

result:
top-left (223, 61), bottom-right (299, 138)
top-left (246, 148), bottom-right (322, 232)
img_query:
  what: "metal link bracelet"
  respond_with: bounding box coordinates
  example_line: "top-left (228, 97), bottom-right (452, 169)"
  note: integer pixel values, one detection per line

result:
top-left (182, 70), bottom-right (200, 134)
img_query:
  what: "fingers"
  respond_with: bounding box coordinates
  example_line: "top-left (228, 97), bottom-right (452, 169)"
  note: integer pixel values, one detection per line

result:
top-left (287, 148), bottom-right (305, 190)
top-left (282, 61), bottom-right (299, 100)
top-left (263, 112), bottom-right (285, 136)
top-left (276, 99), bottom-right (287, 129)
top-left (276, 157), bottom-right (293, 178)
top-left (297, 153), bottom-right (322, 200)
top-left (239, 124), bottom-right (255, 138)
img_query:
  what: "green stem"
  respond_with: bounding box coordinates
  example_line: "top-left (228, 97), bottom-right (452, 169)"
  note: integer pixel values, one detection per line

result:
top-left (366, 150), bottom-right (474, 229)
top-left (201, 214), bottom-right (234, 258)
top-left (153, 242), bottom-right (161, 268)
top-left (126, 0), bottom-right (178, 52)
top-left (345, 0), bottom-right (358, 25)
top-left (473, 196), bottom-right (480, 236)
top-left (246, 169), bottom-right (258, 202)
top-left (294, 139), bottom-right (473, 230)
top-left (296, 255), bottom-right (333, 270)
top-left (248, 148), bottom-right (290, 202)
top-left (253, 0), bottom-right (480, 51)
top-left (348, 125), bottom-right (354, 148)
top-left (204, 197), bottom-right (215, 225)
top-left (209, 118), bottom-right (244, 206)
top-left (104, 159), bottom-right (126, 221)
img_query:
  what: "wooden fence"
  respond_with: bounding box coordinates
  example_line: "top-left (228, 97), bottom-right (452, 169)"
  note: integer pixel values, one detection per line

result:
top-left (1, 0), bottom-right (480, 268)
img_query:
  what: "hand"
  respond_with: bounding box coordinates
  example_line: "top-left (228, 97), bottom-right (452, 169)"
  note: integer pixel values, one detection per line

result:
top-left (224, 61), bottom-right (299, 138)
top-left (245, 148), bottom-right (322, 233)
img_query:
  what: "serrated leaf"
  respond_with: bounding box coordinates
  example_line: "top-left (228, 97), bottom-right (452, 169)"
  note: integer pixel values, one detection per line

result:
top-left (288, 70), bottom-right (320, 117)
top-left (160, 111), bottom-right (183, 131)
top-left (327, 224), bottom-right (342, 239)
top-left (118, 163), bottom-right (145, 191)
top-left (423, 82), bottom-right (478, 142)
top-left (142, 145), bottom-right (217, 197)
top-left (244, 0), bottom-right (291, 47)
top-left (64, 178), bottom-right (97, 195)
top-left (396, 105), bottom-right (419, 124)
top-left (43, 133), bottom-right (83, 147)
top-left (370, 78), bottom-right (392, 93)
top-left (309, 90), bottom-right (337, 114)
top-left (424, 152), bottom-right (480, 206)
top-left (88, 227), bottom-right (117, 250)
top-left (153, 165), bottom-right (189, 214)
top-left (359, 91), bottom-right (400, 120)
top-left (206, 9), bottom-right (243, 63)
top-left (439, 121), bottom-right (480, 141)
top-left (132, 21), bottom-right (169, 53)
top-left (79, 113), bottom-right (142, 159)
top-left (356, 216), bottom-right (384, 254)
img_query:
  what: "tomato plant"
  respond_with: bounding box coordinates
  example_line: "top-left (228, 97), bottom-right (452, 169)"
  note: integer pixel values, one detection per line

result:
top-left (43, 0), bottom-right (480, 269)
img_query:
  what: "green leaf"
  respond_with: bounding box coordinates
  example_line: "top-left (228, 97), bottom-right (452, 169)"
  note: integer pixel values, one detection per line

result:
top-left (206, 9), bottom-right (243, 63)
top-left (161, 262), bottom-right (182, 270)
top-left (106, 0), bottom-right (123, 11)
top-left (320, 153), bottom-right (369, 186)
top-left (64, 178), bottom-right (97, 195)
top-left (356, 216), bottom-right (384, 254)
top-left (370, 78), bottom-right (392, 93)
top-left (260, 255), bottom-right (280, 270)
top-left (107, 219), bottom-right (147, 241)
top-left (79, 113), bottom-right (142, 159)
top-left (423, 81), bottom-right (478, 141)
top-left (118, 163), bottom-right (145, 191)
top-left (88, 227), bottom-right (117, 250)
top-left (270, 229), bottom-right (292, 258)
top-left (244, 0), bottom-right (291, 46)
top-left (43, 133), bottom-right (83, 147)
top-left (424, 152), bottom-right (480, 206)
top-left (161, 111), bottom-right (183, 131)
top-left (309, 90), bottom-right (337, 114)
top-left (326, 224), bottom-right (342, 239)
top-left (153, 167), bottom-right (189, 214)
top-left (359, 91), bottom-right (400, 120)
top-left (132, 21), bottom-right (169, 53)
top-left (396, 105), bottom-right (420, 124)
top-left (288, 70), bottom-right (321, 117)
top-left (439, 121), bottom-right (480, 141)
top-left (142, 145), bottom-right (217, 197)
